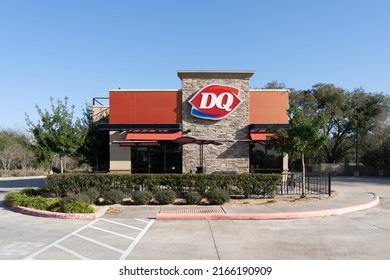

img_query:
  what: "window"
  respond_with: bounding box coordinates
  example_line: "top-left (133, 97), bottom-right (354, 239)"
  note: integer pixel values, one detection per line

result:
top-left (131, 141), bottom-right (182, 173)
top-left (249, 142), bottom-right (283, 173)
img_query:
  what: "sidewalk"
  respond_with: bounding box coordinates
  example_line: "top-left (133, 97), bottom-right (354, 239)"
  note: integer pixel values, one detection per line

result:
top-left (155, 185), bottom-right (380, 220)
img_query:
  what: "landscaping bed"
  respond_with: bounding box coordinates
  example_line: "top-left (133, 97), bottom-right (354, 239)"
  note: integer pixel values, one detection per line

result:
top-left (5, 173), bottom-right (284, 217)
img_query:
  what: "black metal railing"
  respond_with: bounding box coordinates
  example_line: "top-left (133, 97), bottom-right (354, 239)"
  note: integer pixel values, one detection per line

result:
top-left (93, 97), bottom-right (109, 106)
top-left (279, 172), bottom-right (331, 196)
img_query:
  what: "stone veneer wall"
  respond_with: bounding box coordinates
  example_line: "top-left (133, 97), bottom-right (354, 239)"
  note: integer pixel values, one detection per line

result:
top-left (178, 71), bottom-right (254, 174)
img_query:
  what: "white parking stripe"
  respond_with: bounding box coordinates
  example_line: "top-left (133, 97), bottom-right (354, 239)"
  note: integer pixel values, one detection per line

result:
top-left (100, 218), bottom-right (143, 231)
top-left (134, 218), bottom-right (151, 223)
top-left (23, 218), bottom-right (154, 260)
top-left (23, 219), bottom-right (100, 260)
top-left (73, 233), bottom-right (125, 254)
top-left (54, 244), bottom-right (89, 260)
top-left (119, 219), bottom-right (155, 260)
top-left (89, 225), bottom-right (136, 240)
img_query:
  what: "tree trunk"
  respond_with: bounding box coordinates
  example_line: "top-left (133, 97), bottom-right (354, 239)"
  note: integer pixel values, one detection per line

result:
top-left (60, 155), bottom-right (64, 173)
top-left (95, 157), bottom-right (99, 171)
top-left (301, 153), bottom-right (306, 198)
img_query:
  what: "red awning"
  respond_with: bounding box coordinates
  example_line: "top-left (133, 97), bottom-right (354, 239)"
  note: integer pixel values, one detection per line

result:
top-left (250, 131), bottom-right (274, 141)
top-left (126, 130), bottom-right (182, 141)
top-left (112, 140), bottom-right (160, 147)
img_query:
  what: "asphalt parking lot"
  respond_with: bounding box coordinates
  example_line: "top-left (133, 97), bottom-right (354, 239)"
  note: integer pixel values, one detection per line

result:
top-left (0, 176), bottom-right (390, 260)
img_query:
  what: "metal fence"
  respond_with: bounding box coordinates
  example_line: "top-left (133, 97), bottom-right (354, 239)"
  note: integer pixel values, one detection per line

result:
top-left (279, 172), bottom-right (331, 196)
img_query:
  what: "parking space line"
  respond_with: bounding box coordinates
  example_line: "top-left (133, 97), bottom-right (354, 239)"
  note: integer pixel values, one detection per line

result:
top-left (23, 218), bottom-right (155, 260)
top-left (119, 219), bottom-right (155, 260)
top-left (134, 218), bottom-right (151, 224)
top-left (23, 219), bottom-right (100, 260)
top-left (89, 225), bottom-right (136, 240)
top-left (100, 218), bottom-right (144, 231)
top-left (54, 244), bottom-right (89, 260)
top-left (73, 233), bottom-right (125, 254)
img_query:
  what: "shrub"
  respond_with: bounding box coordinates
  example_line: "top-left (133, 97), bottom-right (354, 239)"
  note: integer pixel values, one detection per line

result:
top-left (83, 188), bottom-right (100, 204)
top-left (154, 189), bottom-right (176, 205)
top-left (102, 189), bottom-right (125, 205)
top-left (5, 191), bottom-right (59, 210)
top-left (132, 191), bottom-right (153, 205)
top-left (50, 200), bottom-right (95, 213)
top-left (184, 191), bottom-right (202, 204)
top-left (21, 187), bottom-right (46, 196)
top-left (206, 188), bottom-right (230, 205)
top-left (22, 196), bottom-right (51, 210)
top-left (5, 191), bottom-right (28, 206)
top-left (60, 193), bottom-right (90, 203)
top-left (46, 173), bottom-right (282, 198)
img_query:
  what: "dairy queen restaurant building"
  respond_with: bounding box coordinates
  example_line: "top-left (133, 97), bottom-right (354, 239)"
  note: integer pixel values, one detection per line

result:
top-left (92, 71), bottom-right (289, 175)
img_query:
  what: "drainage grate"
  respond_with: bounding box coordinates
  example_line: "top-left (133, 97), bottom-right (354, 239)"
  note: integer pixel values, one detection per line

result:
top-left (159, 206), bottom-right (225, 214)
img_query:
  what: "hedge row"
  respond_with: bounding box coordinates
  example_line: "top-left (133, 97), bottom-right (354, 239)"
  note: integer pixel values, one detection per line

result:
top-left (46, 173), bottom-right (282, 199)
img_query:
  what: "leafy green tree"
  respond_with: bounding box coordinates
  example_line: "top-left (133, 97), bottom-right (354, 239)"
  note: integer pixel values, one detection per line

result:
top-left (0, 130), bottom-right (34, 170)
top-left (76, 105), bottom-right (109, 171)
top-left (268, 102), bottom-right (327, 197)
top-left (26, 97), bottom-right (86, 173)
top-left (291, 84), bottom-right (390, 164)
top-left (350, 88), bottom-right (390, 172)
top-left (263, 80), bottom-right (286, 89)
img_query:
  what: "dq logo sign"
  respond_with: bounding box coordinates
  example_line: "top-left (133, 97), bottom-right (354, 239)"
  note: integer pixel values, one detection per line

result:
top-left (188, 84), bottom-right (242, 120)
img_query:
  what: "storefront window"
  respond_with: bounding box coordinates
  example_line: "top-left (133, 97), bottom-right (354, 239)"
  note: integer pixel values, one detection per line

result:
top-left (249, 142), bottom-right (283, 173)
top-left (131, 142), bottom-right (182, 173)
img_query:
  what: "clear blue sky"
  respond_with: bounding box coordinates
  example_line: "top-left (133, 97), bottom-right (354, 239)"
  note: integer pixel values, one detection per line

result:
top-left (1, 0), bottom-right (389, 132)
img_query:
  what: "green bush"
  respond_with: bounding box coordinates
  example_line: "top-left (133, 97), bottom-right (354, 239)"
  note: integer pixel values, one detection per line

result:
top-left (61, 193), bottom-right (93, 204)
top-left (5, 191), bottom-right (28, 206)
top-left (154, 189), bottom-right (176, 204)
top-left (83, 188), bottom-right (100, 204)
top-left (46, 173), bottom-right (282, 198)
top-left (185, 191), bottom-right (202, 204)
top-left (5, 191), bottom-right (59, 210)
top-left (50, 200), bottom-right (95, 213)
top-left (21, 187), bottom-right (46, 196)
top-left (22, 196), bottom-right (51, 210)
top-left (206, 188), bottom-right (230, 205)
top-left (132, 191), bottom-right (153, 205)
top-left (102, 189), bottom-right (125, 205)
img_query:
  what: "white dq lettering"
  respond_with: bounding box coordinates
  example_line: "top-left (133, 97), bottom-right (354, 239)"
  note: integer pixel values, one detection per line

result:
top-left (199, 92), bottom-right (234, 111)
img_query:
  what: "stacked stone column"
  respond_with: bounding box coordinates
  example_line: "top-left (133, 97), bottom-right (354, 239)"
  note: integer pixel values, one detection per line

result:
top-left (178, 71), bottom-right (254, 174)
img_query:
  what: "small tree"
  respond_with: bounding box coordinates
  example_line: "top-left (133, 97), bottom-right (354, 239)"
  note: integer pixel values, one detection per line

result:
top-left (0, 130), bottom-right (35, 170)
top-left (26, 97), bottom-right (86, 173)
top-left (268, 102), bottom-right (327, 197)
top-left (76, 105), bottom-right (109, 171)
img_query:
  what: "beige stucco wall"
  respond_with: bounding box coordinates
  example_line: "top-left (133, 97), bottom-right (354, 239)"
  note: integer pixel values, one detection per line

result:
top-left (109, 131), bottom-right (131, 173)
top-left (92, 106), bottom-right (109, 123)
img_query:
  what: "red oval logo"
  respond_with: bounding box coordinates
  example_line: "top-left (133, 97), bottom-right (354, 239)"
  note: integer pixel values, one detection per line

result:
top-left (188, 84), bottom-right (242, 120)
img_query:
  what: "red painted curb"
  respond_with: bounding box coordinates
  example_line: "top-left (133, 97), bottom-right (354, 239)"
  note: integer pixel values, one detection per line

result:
top-left (155, 194), bottom-right (380, 220)
top-left (6, 203), bottom-right (108, 220)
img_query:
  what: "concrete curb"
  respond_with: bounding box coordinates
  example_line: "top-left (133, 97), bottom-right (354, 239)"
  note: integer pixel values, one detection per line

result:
top-left (0, 176), bottom-right (46, 181)
top-left (6, 203), bottom-right (109, 220)
top-left (155, 193), bottom-right (380, 220)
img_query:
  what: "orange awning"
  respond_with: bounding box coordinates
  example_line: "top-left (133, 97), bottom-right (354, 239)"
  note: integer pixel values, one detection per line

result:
top-left (250, 131), bottom-right (274, 141)
top-left (112, 140), bottom-right (160, 147)
top-left (126, 130), bottom-right (182, 141)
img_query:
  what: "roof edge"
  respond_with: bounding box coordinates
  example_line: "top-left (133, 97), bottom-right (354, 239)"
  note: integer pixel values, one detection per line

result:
top-left (177, 70), bottom-right (255, 80)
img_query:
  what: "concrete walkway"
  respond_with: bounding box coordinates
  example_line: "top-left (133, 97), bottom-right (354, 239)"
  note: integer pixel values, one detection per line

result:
top-left (155, 185), bottom-right (380, 220)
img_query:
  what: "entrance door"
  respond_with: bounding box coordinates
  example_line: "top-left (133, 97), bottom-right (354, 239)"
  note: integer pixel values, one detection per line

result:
top-left (131, 142), bottom-right (182, 173)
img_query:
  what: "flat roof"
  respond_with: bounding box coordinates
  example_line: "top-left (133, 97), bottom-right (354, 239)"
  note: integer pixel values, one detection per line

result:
top-left (250, 89), bottom-right (290, 92)
top-left (109, 89), bottom-right (180, 91)
top-left (177, 70), bottom-right (255, 80)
